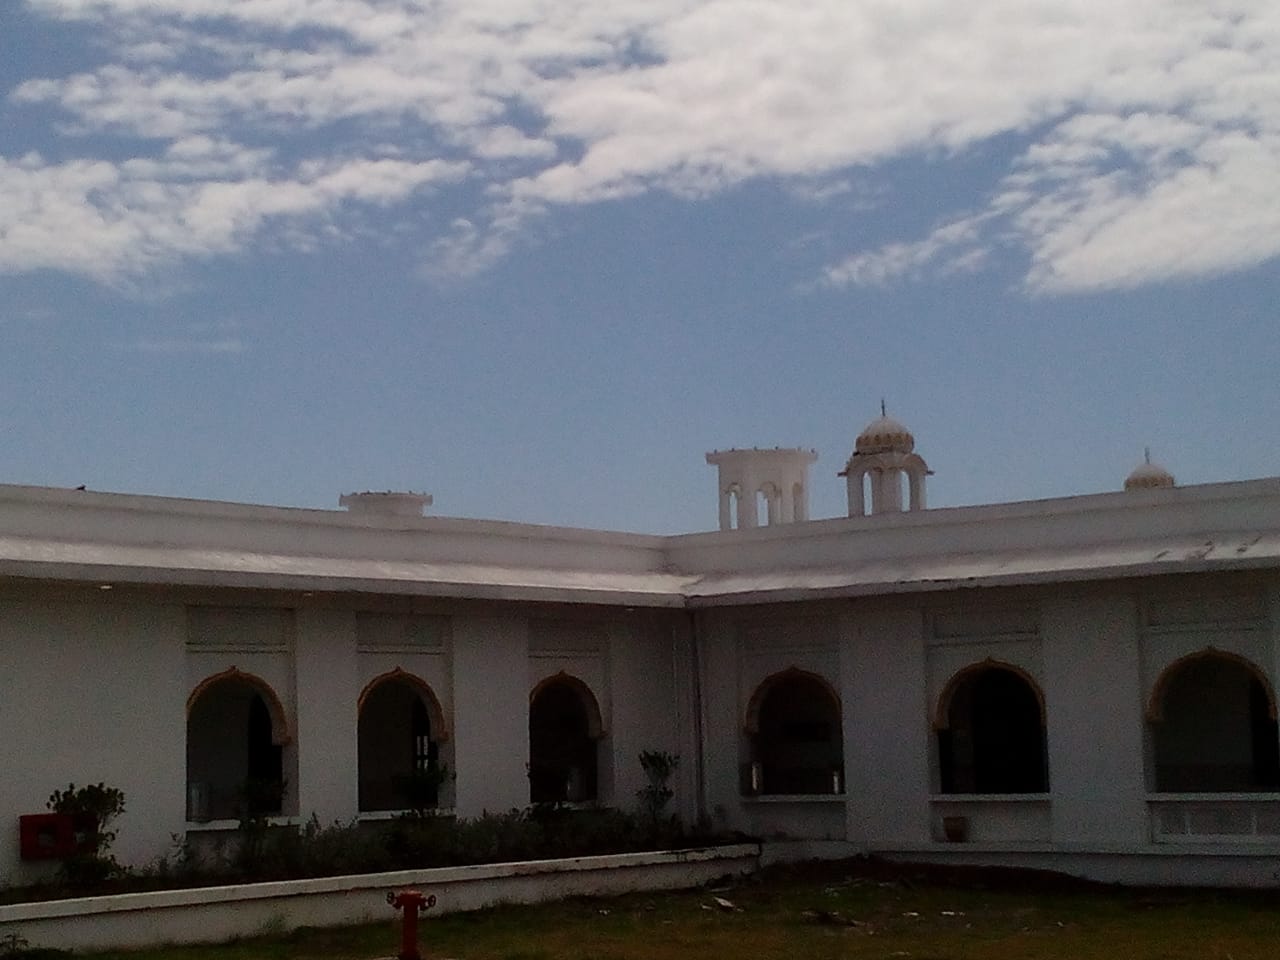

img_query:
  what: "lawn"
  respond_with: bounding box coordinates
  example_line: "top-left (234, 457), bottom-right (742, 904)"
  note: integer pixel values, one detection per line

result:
top-left (77, 859), bottom-right (1280, 960)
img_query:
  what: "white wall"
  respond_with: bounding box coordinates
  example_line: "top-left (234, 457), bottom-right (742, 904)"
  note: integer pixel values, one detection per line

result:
top-left (294, 609), bottom-right (359, 823)
top-left (607, 615), bottom-right (682, 816)
top-left (845, 606), bottom-right (931, 847)
top-left (451, 615), bottom-right (530, 816)
top-left (0, 593), bottom-right (187, 885)
top-left (695, 611), bottom-right (744, 830)
top-left (1041, 593), bottom-right (1148, 845)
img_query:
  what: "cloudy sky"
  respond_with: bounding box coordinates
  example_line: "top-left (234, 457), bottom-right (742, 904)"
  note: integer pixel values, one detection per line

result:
top-left (2, 0), bottom-right (1278, 532)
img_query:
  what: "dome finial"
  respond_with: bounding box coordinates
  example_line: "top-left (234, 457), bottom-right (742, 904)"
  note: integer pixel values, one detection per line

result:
top-left (1125, 449), bottom-right (1175, 491)
top-left (880, 397), bottom-right (886, 417)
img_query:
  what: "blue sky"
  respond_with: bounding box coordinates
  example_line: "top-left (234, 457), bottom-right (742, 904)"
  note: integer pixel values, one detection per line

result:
top-left (2, 1), bottom-right (1278, 533)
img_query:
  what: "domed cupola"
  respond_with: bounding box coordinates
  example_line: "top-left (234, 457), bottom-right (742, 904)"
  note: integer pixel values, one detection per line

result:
top-left (855, 415), bottom-right (915, 455)
top-left (1124, 449), bottom-right (1175, 491)
top-left (840, 403), bottom-right (931, 516)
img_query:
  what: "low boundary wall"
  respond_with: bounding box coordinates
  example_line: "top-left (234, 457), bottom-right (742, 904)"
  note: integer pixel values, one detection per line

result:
top-left (0, 844), bottom-right (761, 951)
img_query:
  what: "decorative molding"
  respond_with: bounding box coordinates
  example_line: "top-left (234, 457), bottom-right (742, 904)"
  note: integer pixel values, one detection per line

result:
top-left (186, 667), bottom-right (291, 745)
top-left (1146, 648), bottom-right (1277, 723)
top-left (530, 671), bottom-right (605, 738)
top-left (742, 666), bottom-right (840, 735)
top-left (357, 667), bottom-right (450, 741)
top-left (932, 659), bottom-right (1046, 731)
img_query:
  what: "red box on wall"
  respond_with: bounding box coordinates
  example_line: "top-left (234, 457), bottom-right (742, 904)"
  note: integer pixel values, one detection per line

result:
top-left (18, 813), bottom-right (96, 860)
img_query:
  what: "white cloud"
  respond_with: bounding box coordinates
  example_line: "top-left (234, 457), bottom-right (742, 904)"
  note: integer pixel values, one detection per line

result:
top-left (132, 337), bottom-right (246, 354)
top-left (7, 0), bottom-right (1280, 290)
top-left (823, 217), bottom-right (990, 289)
top-left (0, 149), bottom-right (466, 279)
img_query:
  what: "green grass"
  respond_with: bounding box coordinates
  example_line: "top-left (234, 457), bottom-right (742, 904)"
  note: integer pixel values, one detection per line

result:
top-left (79, 860), bottom-right (1280, 960)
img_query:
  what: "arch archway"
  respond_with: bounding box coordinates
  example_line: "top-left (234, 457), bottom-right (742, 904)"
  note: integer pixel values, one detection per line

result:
top-left (1149, 651), bottom-right (1280, 792)
top-left (358, 670), bottom-right (449, 812)
top-left (935, 662), bottom-right (1047, 794)
top-left (186, 668), bottom-right (290, 821)
top-left (529, 673), bottom-right (603, 803)
top-left (745, 668), bottom-right (843, 795)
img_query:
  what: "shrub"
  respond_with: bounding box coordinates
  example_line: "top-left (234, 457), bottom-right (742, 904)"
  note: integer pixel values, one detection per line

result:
top-left (637, 750), bottom-right (680, 835)
top-left (45, 782), bottom-right (126, 886)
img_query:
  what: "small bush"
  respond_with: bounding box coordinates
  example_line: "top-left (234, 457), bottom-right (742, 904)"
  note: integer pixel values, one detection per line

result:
top-left (637, 751), bottom-right (680, 828)
top-left (7, 792), bottom-right (733, 902)
top-left (45, 783), bottom-right (126, 886)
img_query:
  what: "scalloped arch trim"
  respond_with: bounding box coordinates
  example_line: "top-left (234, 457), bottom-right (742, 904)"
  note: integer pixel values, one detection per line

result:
top-left (357, 667), bottom-right (450, 741)
top-left (1146, 649), bottom-right (1277, 723)
top-left (933, 659), bottom-right (1046, 731)
top-left (530, 671), bottom-right (605, 739)
top-left (187, 667), bottom-right (291, 746)
top-left (743, 667), bottom-right (841, 735)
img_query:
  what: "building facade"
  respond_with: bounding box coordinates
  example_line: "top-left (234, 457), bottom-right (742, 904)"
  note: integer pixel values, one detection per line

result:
top-left (3, 416), bottom-right (1280, 886)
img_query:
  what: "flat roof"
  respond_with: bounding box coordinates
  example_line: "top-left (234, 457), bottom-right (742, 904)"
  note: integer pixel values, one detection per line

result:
top-left (1, 478), bottom-right (1278, 606)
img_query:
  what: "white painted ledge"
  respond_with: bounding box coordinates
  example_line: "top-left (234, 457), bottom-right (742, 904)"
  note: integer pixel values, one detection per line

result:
top-left (875, 842), bottom-right (1280, 887)
top-left (0, 844), bottom-right (760, 952)
top-left (355, 808), bottom-right (457, 822)
top-left (185, 816), bottom-right (303, 832)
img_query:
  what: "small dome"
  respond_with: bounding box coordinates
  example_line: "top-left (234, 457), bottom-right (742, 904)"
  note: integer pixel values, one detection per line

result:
top-left (1124, 454), bottom-right (1175, 491)
top-left (855, 414), bottom-right (915, 455)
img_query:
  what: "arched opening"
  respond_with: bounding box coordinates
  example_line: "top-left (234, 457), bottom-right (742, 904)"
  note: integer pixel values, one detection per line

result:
top-left (728, 486), bottom-right (742, 530)
top-left (529, 675), bottom-right (602, 803)
top-left (745, 670), bottom-right (843, 795)
top-left (358, 673), bottom-right (447, 812)
top-left (937, 664), bottom-right (1047, 794)
top-left (1150, 653), bottom-right (1280, 792)
top-left (186, 671), bottom-right (288, 821)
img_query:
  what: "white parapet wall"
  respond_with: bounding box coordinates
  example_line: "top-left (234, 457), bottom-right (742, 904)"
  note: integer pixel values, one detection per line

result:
top-left (0, 845), bottom-right (760, 952)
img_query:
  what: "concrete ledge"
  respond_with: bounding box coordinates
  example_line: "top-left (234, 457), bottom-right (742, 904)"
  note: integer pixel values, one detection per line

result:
top-left (876, 845), bottom-right (1280, 887)
top-left (759, 840), bottom-right (864, 865)
top-left (0, 845), bottom-right (760, 951)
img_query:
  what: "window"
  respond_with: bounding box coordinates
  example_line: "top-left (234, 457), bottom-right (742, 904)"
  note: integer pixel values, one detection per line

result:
top-left (745, 670), bottom-right (843, 795)
top-left (1150, 653), bottom-right (1280, 792)
top-left (186, 670), bottom-right (288, 821)
top-left (937, 664), bottom-right (1047, 794)
top-left (358, 673), bottom-right (446, 812)
top-left (529, 675), bottom-right (602, 803)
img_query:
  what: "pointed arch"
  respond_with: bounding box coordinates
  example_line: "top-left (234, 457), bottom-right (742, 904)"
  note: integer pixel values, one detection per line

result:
top-left (1147, 649), bottom-right (1277, 723)
top-left (744, 667), bottom-right (840, 735)
top-left (186, 667), bottom-right (290, 820)
top-left (187, 667), bottom-right (290, 745)
top-left (358, 667), bottom-right (449, 812)
top-left (933, 659), bottom-right (1046, 731)
top-left (529, 671), bottom-right (604, 738)
top-left (743, 667), bottom-right (844, 796)
top-left (934, 660), bottom-right (1048, 794)
top-left (529, 672), bottom-right (605, 803)
top-left (358, 667), bottom-right (449, 741)
top-left (1147, 648), bottom-right (1280, 793)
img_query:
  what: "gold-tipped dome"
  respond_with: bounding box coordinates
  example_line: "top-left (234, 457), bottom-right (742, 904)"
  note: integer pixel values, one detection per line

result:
top-left (855, 414), bottom-right (915, 455)
top-left (1124, 450), bottom-right (1175, 491)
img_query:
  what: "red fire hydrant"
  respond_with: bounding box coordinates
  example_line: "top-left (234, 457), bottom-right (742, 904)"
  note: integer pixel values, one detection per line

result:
top-left (386, 889), bottom-right (437, 960)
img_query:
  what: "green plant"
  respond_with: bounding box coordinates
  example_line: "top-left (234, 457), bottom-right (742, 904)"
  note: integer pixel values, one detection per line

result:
top-left (45, 782), bottom-right (126, 886)
top-left (394, 762), bottom-right (452, 818)
top-left (231, 777), bottom-right (289, 876)
top-left (636, 750), bottom-right (679, 829)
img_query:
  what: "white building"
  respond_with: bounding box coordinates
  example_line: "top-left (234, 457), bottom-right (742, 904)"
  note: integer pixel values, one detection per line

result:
top-left (3, 415), bottom-right (1280, 887)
